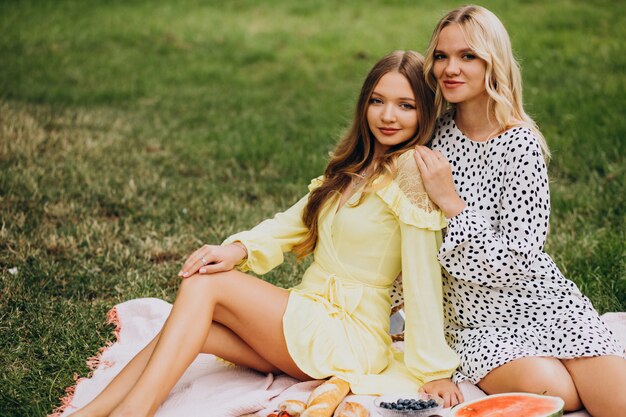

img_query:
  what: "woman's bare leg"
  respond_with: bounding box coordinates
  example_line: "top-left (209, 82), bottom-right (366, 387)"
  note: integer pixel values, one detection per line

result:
top-left (561, 355), bottom-right (626, 417)
top-left (107, 270), bottom-right (307, 417)
top-left (477, 356), bottom-right (582, 411)
top-left (71, 270), bottom-right (305, 417)
top-left (71, 322), bottom-right (277, 417)
top-left (70, 335), bottom-right (160, 417)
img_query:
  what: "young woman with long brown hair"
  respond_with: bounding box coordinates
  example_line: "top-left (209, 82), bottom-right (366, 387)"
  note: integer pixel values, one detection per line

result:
top-left (70, 50), bottom-right (461, 417)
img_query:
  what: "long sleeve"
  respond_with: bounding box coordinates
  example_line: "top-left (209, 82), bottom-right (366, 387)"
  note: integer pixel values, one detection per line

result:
top-left (438, 139), bottom-right (552, 286)
top-left (376, 149), bottom-right (459, 383)
top-left (401, 224), bottom-right (459, 382)
top-left (222, 177), bottom-right (322, 274)
top-left (425, 115), bottom-right (620, 385)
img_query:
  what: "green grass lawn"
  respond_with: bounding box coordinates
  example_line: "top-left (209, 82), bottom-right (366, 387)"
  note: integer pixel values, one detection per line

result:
top-left (0, 0), bottom-right (624, 415)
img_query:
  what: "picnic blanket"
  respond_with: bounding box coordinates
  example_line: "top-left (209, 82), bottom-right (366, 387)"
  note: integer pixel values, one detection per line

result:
top-left (50, 298), bottom-right (626, 417)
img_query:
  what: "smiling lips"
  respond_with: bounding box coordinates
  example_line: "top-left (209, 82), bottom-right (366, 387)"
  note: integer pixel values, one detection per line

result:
top-left (443, 80), bottom-right (464, 88)
top-left (378, 127), bottom-right (401, 136)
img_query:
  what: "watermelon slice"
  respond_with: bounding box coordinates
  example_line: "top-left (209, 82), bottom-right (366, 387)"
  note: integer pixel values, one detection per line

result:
top-left (449, 392), bottom-right (565, 417)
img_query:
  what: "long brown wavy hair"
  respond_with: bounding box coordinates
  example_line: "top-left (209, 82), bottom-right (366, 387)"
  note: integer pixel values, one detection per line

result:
top-left (292, 50), bottom-right (436, 258)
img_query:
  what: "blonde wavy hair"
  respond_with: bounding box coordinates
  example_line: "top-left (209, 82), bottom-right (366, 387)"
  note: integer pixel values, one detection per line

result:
top-left (424, 5), bottom-right (550, 160)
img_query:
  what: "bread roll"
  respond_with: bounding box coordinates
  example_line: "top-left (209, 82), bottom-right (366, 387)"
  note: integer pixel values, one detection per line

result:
top-left (336, 402), bottom-right (369, 417)
top-left (278, 399), bottom-right (307, 416)
top-left (301, 377), bottom-right (350, 417)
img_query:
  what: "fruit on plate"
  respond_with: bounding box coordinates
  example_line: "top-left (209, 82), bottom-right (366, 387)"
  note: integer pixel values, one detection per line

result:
top-left (449, 393), bottom-right (564, 417)
top-left (378, 398), bottom-right (438, 411)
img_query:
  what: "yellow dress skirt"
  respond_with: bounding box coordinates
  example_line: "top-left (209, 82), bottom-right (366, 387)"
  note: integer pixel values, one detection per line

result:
top-left (223, 150), bottom-right (459, 395)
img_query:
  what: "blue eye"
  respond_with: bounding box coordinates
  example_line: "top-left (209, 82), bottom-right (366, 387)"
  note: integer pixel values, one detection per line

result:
top-left (434, 53), bottom-right (446, 60)
top-left (400, 103), bottom-right (416, 110)
top-left (370, 97), bottom-right (383, 104)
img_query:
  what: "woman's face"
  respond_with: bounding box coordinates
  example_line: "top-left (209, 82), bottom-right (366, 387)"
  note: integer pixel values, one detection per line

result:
top-left (432, 23), bottom-right (488, 107)
top-left (366, 71), bottom-right (418, 155)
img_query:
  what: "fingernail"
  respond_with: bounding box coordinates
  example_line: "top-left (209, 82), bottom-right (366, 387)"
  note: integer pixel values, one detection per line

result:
top-left (183, 271), bottom-right (189, 277)
top-left (199, 268), bottom-right (205, 273)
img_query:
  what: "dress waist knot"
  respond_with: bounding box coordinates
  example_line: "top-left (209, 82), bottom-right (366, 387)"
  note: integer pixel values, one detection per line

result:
top-left (301, 262), bottom-right (387, 318)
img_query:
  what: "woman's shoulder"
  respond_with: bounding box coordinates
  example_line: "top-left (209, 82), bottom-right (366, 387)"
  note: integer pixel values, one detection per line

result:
top-left (436, 111), bottom-right (455, 125)
top-left (373, 149), bottom-right (446, 231)
top-left (498, 125), bottom-right (543, 157)
top-left (501, 124), bottom-right (537, 141)
top-left (307, 175), bottom-right (325, 191)
top-left (433, 112), bottom-right (456, 136)
top-left (391, 149), bottom-right (426, 199)
top-left (395, 148), bottom-right (419, 170)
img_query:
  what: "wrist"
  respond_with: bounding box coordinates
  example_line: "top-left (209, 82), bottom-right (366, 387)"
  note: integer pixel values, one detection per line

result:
top-left (440, 197), bottom-right (465, 219)
top-left (229, 241), bottom-right (248, 260)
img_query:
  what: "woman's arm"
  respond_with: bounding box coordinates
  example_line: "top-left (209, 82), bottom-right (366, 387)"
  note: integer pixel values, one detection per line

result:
top-left (413, 146), bottom-right (466, 219)
top-left (179, 177), bottom-right (322, 278)
top-left (178, 242), bottom-right (247, 277)
top-left (390, 150), bottom-right (461, 406)
top-left (416, 142), bottom-right (552, 285)
top-left (221, 191), bottom-right (311, 275)
top-left (400, 224), bottom-right (460, 397)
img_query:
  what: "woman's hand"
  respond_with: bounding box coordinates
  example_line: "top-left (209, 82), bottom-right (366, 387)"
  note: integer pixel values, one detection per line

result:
top-left (178, 243), bottom-right (247, 278)
top-left (413, 146), bottom-right (465, 219)
top-left (419, 378), bottom-right (464, 408)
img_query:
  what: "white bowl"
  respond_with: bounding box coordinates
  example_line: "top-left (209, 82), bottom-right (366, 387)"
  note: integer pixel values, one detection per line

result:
top-left (373, 393), bottom-right (444, 417)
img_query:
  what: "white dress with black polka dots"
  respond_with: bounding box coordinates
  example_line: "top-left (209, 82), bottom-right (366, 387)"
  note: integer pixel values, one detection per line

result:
top-left (430, 113), bottom-right (624, 384)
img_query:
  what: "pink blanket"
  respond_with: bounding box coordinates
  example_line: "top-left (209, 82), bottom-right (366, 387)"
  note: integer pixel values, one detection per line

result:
top-left (50, 298), bottom-right (626, 417)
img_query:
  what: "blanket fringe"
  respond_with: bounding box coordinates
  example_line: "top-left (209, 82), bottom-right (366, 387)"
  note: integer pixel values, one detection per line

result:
top-left (47, 306), bottom-right (121, 417)
top-left (107, 306), bottom-right (121, 341)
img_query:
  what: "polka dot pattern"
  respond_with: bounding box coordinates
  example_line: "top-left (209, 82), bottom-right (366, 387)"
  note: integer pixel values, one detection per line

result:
top-left (430, 113), bottom-right (624, 384)
top-left (390, 274), bottom-right (404, 313)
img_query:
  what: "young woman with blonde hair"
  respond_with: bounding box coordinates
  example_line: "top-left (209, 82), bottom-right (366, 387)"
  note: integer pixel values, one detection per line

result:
top-left (69, 50), bottom-right (462, 417)
top-left (414, 5), bottom-right (626, 416)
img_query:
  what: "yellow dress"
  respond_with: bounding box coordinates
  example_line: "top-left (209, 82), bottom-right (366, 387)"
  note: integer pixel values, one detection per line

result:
top-left (223, 150), bottom-right (459, 394)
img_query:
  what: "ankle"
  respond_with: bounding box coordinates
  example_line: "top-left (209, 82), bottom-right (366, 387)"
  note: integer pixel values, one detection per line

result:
top-left (69, 409), bottom-right (104, 417)
top-left (110, 403), bottom-right (154, 417)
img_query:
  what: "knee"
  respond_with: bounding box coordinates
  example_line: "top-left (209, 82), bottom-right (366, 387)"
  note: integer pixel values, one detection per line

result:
top-left (562, 355), bottom-right (626, 416)
top-left (515, 363), bottom-right (581, 411)
top-left (178, 272), bottom-right (231, 297)
top-left (481, 357), bottom-right (582, 411)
